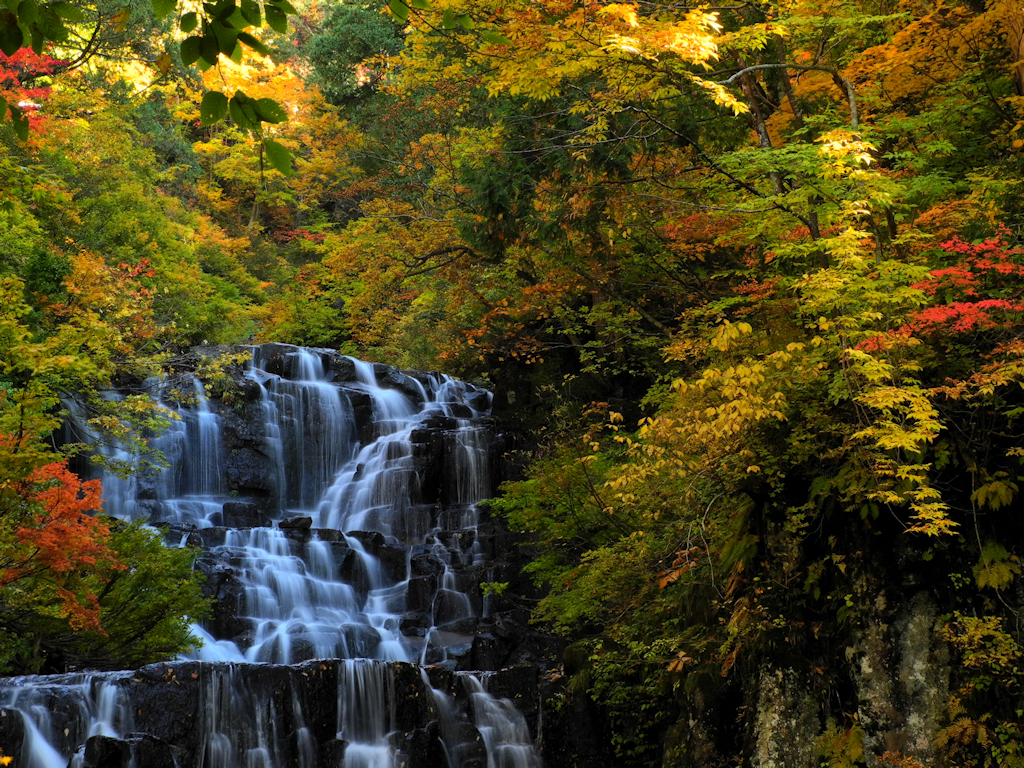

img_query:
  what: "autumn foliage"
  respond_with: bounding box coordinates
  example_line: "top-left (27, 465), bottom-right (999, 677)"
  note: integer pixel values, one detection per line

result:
top-left (1, 461), bottom-right (119, 632)
top-left (1, 0), bottom-right (1024, 759)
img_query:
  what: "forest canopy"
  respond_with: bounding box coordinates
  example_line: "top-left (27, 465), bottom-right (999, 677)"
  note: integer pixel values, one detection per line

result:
top-left (1, 0), bottom-right (1024, 764)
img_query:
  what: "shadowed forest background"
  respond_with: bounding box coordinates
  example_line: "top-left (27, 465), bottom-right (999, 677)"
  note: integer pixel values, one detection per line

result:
top-left (2, 0), bottom-right (1024, 764)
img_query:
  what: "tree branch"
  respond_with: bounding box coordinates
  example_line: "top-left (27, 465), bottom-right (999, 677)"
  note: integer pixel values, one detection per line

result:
top-left (716, 63), bottom-right (859, 129)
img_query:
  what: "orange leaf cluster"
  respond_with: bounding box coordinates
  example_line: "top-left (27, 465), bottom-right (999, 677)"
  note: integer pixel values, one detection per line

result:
top-left (3, 461), bottom-right (122, 631)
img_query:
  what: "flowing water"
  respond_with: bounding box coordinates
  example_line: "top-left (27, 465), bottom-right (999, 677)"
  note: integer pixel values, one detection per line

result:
top-left (0, 345), bottom-right (541, 768)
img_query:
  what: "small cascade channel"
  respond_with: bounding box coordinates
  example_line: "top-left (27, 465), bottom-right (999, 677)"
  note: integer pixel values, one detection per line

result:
top-left (0, 345), bottom-right (544, 768)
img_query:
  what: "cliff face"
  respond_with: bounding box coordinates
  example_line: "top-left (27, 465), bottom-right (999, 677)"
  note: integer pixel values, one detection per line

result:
top-left (739, 591), bottom-right (951, 768)
top-left (647, 534), bottom-right (991, 768)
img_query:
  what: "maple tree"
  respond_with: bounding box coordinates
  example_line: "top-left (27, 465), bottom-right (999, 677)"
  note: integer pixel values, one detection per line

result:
top-left (0, 461), bottom-right (117, 633)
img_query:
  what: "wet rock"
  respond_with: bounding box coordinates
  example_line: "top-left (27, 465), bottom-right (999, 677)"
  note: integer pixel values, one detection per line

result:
top-left (446, 641), bottom-right (475, 670)
top-left (432, 588), bottom-right (474, 626)
top-left (286, 637), bottom-right (319, 663)
top-left (282, 528), bottom-right (312, 549)
top-left (487, 665), bottom-right (539, 713)
top-left (197, 527), bottom-right (228, 547)
top-left (79, 733), bottom-right (184, 768)
top-left (343, 624), bottom-right (384, 658)
top-left (224, 447), bottom-right (276, 497)
top-left (223, 501), bottom-right (269, 528)
top-left (436, 617), bottom-right (479, 635)
top-left (347, 530), bottom-right (385, 549)
top-left (238, 377), bottom-right (264, 402)
top-left (126, 735), bottom-right (181, 768)
top-left (389, 663), bottom-right (431, 731)
top-left (403, 370), bottom-right (436, 393)
top-left (326, 542), bottom-right (354, 574)
top-left (344, 389), bottom-right (375, 444)
top-left (136, 474), bottom-right (159, 500)
top-left (420, 412), bottom-right (457, 432)
top-left (82, 734), bottom-right (131, 767)
top-left (392, 722), bottom-right (445, 768)
top-left (377, 543), bottom-right (409, 582)
top-left (219, 399), bottom-right (270, 446)
top-left (339, 551), bottom-right (373, 598)
top-left (318, 738), bottom-right (347, 768)
top-left (134, 499), bottom-right (162, 526)
top-left (372, 364), bottom-right (426, 406)
top-left (0, 709), bottom-right (25, 759)
top-left (446, 403), bottom-right (474, 419)
top-left (471, 635), bottom-right (503, 671)
top-left (410, 439), bottom-right (444, 505)
top-left (323, 351), bottom-right (357, 383)
top-left (437, 528), bottom-right (476, 552)
top-left (313, 528), bottom-right (345, 543)
top-left (258, 343), bottom-right (300, 377)
top-left (409, 549), bottom-right (444, 577)
top-left (400, 612), bottom-right (431, 636)
top-left (466, 390), bottom-right (491, 411)
top-left (407, 575), bottom-right (438, 612)
top-left (424, 665), bottom-right (454, 692)
top-left (194, 559), bottom-right (248, 638)
top-left (130, 662), bottom-right (203, 756)
top-left (345, 531), bottom-right (407, 582)
top-left (489, 610), bottom-right (528, 643)
top-left (279, 516), bottom-right (313, 530)
top-left (232, 629), bottom-right (257, 653)
top-left (294, 660), bottom-right (338, 745)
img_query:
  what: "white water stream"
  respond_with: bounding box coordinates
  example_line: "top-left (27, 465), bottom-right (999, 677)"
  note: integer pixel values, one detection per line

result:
top-left (0, 346), bottom-right (540, 768)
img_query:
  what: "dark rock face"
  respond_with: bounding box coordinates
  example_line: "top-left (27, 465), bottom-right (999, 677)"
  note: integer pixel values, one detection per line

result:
top-left (223, 447), bottom-right (276, 498)
top-left (372, 364), bottom-right (427, 406)
top-left (539, 677), bottom-right (616, 768)
top-left (222, 501), bottom-right (268, 528)
top-left (0, 709), bottom-right (24, 760)
top-left (81, 734), bottom-right (130, 767)
top-left (323, 351), bottom-right (358, 384)
top-left (257, 343), bottom-right (301, 378)
top-left (77, 733), bottom-right (183, 768)
top-left (130, 662), bottom-right (204, 753)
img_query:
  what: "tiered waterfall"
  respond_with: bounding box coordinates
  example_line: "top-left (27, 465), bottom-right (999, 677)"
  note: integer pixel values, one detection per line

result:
top-left (0, 345), bottom-right (543, 768)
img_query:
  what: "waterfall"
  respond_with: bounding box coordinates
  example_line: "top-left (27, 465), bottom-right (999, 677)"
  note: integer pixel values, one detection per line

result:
top-left (0, 672), bottom-right (133, 768)
top-left (337, 661), bottom-right (395, 768)
top-left (1, 345), bottom-right (542, 768)
top-left (463, 674), bottom-right (541, 768)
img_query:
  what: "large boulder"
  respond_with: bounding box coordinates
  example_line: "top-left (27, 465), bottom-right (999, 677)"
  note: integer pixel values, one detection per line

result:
top-left (222, 501), bottom-right (269, 528)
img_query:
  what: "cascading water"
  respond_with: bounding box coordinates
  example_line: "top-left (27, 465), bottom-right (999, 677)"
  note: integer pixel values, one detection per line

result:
top-left (1, 345), bottom-right (542, 768)
top-left (152, 378), bottom-right (227, 528)
top-left (337, 661), bottom-right (395, 768)
top-left (0, 672), bottom-right (133, 768)
top-left (463, 674), bottom-right (541, 768)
